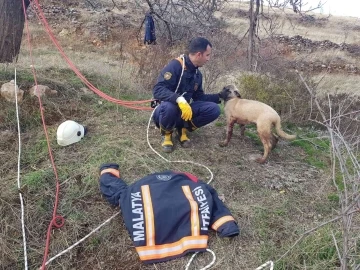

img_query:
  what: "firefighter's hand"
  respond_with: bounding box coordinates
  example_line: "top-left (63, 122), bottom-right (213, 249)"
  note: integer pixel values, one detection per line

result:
top-left (176, 97), bottom-right (192, 121)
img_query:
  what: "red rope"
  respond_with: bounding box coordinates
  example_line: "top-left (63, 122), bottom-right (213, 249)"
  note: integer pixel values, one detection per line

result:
top-left (22, 1), bottom-right (65, 269)
top-left (21, 1), bottom-right (158, 268)
top-left (30, 0), bottom-right (154, 111)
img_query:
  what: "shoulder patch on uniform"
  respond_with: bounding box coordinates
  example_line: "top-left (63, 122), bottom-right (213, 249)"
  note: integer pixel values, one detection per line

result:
top-left (164, 72), bottom-right (172, 80)
top-left (156, 174), bottom-right (172, 181)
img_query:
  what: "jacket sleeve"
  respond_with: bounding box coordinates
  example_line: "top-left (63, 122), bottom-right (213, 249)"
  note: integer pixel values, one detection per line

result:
top-left (99, 163), bottom-right (127, 206)
top-left (153, 60), bottom-right (182, 104)
top-left (191, 74), bottom-right (221, 104)
top-left (205, 184), bottom-right (240, 237)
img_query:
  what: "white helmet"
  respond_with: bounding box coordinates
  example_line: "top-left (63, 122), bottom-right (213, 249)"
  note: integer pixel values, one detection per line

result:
top-left (57, 120), bottom-right (86, 146)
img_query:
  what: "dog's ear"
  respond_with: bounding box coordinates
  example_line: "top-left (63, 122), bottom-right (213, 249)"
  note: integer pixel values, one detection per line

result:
top-left (234, 90), bottom-right (241, 98)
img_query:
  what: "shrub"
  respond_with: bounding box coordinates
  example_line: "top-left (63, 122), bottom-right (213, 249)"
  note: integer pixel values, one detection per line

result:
top-left (236, 73), bottom-right (360, 148)
top-left (236, 72), bottom-right (313, 122)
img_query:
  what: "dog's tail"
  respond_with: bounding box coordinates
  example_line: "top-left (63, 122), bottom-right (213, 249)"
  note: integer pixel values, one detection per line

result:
top-left (274, 120), bottom-right (296, 140)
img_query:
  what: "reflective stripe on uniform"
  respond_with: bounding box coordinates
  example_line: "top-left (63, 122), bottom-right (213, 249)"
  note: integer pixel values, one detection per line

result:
top-left (141, 185), bottom-right (155, 246)
top-left (182, 186), bottom-right (200, 236)
top-left (211, 215), bottom-right (235, 230)
top-left (100, 168), bottom-right (120, 178)
top-left (136, 235), bottom-right (208, 260)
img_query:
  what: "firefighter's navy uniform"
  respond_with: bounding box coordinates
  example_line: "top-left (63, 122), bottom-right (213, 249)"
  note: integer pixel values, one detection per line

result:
top-left (152, 55), bottom-right (221, 133)
top-left (99, 163), bottom-right (239, 264)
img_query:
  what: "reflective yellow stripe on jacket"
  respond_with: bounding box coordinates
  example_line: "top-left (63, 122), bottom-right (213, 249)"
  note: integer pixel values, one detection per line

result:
top-left (100, 168), bottom-right (120, 178)
top-left (136, 235), bottom-right (208, 261)
top-left (211, 215), bottom-right (235, 230)
top-left (141, 185), bottom-right (155, 246)
top-left (182, 185), bottom-right (200, 236)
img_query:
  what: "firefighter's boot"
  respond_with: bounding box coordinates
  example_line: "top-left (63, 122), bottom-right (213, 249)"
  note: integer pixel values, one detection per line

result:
top-left (161, 129), bottom-right (174, 153)
top-left (177, 127), bottom-right (191, 148)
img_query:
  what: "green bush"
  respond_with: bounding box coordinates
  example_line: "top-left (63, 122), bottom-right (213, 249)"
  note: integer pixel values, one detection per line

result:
top-left (236, 73), bottom-right (313, 123)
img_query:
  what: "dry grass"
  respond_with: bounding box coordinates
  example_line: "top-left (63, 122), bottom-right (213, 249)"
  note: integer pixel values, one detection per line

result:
top-left (0, 66), bottom-right (342, 269)
top-left (0, 60), bottom-right (339, 269)
top-left (223, 1), bottom-right (360, 44)
top-left (312, 73), bottom-right (360, 96)
top-left (219, 1), bottom-right (360, 98)
top-left (19, 23), bottom-right (138, 81)
top-left (295, 49), bottom-right (360, 65)
top-left (0, 87), bottom-right (335, 269)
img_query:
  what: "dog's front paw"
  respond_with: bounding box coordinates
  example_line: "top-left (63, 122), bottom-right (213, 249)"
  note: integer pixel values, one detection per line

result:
top-left (255, 157), bottom-right (266, 164)
top-left (219, 141), bottom-right (228, 147)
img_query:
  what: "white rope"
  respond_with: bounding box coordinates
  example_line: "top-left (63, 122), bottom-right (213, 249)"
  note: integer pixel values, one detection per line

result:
top-left (44, 212), bottom-right (119, 266)
top-left (147, 53), bottom-right (217, 269)
top-left (151, 63), bottom-right (274, 269)
top-left (43, 108), bottom-right (213, 268)
top-left (175, 54), bottom-right (185, 94)
top-left (147, 57), bottom-right (272, 269)
top-left (146, 109), bottom-right (215, 269)
top-left (44, 65), bottom-right (211, 268)
top-left (255, 261), bottom-right (274, 270)
top-left (42, 89), bottom-right (269, 270)
top-left (185, 249), bottom-right (216, 270)
top-left (14, 67), bottom-right (29, 270)
top-left (146, 109), bottom-right (214, 184)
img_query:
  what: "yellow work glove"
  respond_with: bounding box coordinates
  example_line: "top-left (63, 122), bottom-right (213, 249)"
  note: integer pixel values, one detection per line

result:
top-left (176, 96), bottom-right (192, 121)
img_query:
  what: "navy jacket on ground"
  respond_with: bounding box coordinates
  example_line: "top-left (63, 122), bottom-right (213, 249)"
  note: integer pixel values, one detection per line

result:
top-left (99, 163), bottom-right (239, 264)
top-left (153, 55), bottom-right (221, 105)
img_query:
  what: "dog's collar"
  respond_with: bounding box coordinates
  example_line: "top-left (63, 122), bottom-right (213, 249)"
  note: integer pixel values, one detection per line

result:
top-left (223, 97), bottom-right (236, 103)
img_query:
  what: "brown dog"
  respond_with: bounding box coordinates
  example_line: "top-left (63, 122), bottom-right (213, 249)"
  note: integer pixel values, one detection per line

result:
top-left (218, 85), bottom-right (296, 164)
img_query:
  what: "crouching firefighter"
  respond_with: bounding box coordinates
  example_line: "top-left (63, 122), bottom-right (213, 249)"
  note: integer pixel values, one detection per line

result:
top-left (99, 163), bottom-right (239, 264)
top-left (152, 37), bottom-right (222, 152)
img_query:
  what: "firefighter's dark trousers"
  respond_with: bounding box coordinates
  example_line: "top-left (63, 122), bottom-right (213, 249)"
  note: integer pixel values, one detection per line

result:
top-left (153, 101), bottom-right (220, 132)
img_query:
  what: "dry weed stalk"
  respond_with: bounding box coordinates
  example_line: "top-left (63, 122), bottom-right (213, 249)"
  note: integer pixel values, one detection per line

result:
top-left (277, 70), bottom-right (360, 269)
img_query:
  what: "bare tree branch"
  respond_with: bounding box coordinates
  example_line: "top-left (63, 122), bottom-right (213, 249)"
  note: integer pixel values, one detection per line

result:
top-left (139, 0), bottom-right (228, 44)
top-left (295, 69), bottom-right (360, 270)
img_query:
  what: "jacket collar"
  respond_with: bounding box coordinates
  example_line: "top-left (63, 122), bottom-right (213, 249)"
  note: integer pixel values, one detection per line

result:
top-left (184, 55), bottom-right (198, 72)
